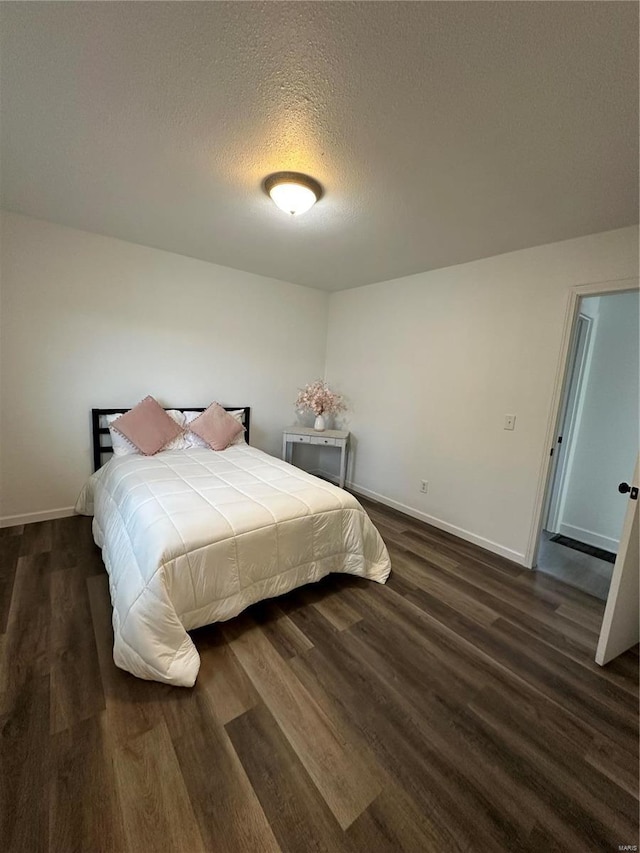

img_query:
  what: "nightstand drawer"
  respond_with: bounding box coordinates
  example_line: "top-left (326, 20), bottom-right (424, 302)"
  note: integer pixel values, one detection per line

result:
top-left (310, 436), bottom-right (337, 446)
top-left (286, 434), bottom-right (311, 444)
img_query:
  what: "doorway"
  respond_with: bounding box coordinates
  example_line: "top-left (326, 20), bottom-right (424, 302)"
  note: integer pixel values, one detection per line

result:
top-left (534, 289), bottom-right (639, 600)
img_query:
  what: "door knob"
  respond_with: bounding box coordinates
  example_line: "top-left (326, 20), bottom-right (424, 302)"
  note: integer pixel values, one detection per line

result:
top-left (619, 482), bottom-right (639, 500)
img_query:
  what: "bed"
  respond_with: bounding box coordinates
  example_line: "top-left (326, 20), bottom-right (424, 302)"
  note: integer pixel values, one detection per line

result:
top-left (76, 406), bottom-right (391, 687)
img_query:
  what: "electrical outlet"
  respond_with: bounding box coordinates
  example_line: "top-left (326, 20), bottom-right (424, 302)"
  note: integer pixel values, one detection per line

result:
top-left (504, 414), bottom-right (516, 431)
top-left (420, 480), bottom-right (428, 493)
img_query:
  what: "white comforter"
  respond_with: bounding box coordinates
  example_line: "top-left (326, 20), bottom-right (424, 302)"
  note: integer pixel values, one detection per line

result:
top-left (75, 445), bottom-right (390, 686)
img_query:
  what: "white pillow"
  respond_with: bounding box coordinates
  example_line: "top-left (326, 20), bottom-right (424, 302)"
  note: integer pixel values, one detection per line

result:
top-left (183, 409), bottom-right (246, 448)
top-left (107, 409), bottom-right (186, 456)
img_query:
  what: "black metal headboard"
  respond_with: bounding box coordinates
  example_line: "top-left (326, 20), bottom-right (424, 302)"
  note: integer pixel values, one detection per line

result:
top-left (91, 406), bottom-right (251, 471)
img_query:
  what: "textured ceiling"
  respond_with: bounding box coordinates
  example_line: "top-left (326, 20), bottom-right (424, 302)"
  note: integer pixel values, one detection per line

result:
top-left (1, 2), bottom-right (638, 291)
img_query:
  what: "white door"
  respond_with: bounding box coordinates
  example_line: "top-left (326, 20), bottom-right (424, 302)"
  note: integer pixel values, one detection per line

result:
top-left (595, 456), bottom-right (639, 665)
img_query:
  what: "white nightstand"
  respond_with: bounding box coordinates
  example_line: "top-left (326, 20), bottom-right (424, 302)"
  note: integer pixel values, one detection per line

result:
top-left (282, 426), bottom-right (350, 488)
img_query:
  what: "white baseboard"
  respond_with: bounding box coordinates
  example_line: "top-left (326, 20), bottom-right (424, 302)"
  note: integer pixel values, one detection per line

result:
top-left (313, 470), bottom-right (526, 566)
top-left (557, 522), bottom-right (618, 553)
top-left (0, 506), bottom-right (76, 528)
top-left (1, 476), bottom-right (529, 566)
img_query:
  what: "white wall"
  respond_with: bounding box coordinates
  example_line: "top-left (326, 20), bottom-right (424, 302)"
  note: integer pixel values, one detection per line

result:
top-left (558, 290), bottom-right (639, 550)
top-left (0, 212), bottom-right (328, 523)
top-left (325, 227), bottom-right (639, 564)
top-left (2, 212), bottom-right (638, 560)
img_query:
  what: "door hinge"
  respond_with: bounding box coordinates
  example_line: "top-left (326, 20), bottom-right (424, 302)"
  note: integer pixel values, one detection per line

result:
top-left (550, 448), bottom-right (554, 457)
top-left (557, 435), bottom-right (563, 444)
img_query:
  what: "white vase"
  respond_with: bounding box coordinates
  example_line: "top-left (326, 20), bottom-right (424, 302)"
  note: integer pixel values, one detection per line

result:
top-left (313, 414), bottom-right (326, 432)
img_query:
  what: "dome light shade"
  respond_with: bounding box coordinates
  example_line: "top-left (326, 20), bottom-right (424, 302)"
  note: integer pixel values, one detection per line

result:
top-left (264, 172), bottom-right (323, 215)
top-left (269, 182), bottom-right (316, 215)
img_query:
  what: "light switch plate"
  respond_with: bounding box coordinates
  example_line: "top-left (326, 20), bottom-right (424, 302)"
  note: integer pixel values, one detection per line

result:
top-left (504, 414), bottom-right (516, 431)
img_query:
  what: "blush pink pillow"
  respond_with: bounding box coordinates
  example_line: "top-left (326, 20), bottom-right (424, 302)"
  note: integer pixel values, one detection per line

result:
top-left (189, 402), bottom-right (244, 451)
top-left (111, 396), bottom-right (184, 456)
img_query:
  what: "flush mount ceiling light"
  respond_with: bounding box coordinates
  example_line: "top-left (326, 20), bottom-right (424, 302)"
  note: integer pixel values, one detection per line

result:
top-left (263, 171), bottom-right (323, 216)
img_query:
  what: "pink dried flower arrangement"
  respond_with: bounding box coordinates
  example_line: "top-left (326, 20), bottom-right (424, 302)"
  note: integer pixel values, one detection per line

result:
top-left (295, 380), bottom-right (346, 417)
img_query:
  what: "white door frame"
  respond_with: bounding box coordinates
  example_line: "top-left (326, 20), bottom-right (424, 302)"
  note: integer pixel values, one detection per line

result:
top-left (544, 312), bottom-right (594, 535)
top-left (525, 276), bottom-right (639, 569)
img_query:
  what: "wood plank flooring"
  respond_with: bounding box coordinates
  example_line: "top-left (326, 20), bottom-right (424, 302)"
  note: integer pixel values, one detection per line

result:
top-left (0, 502), bottom-right (638, 852)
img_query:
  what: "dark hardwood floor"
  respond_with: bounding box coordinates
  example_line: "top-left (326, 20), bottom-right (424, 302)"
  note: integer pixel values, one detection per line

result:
top-left (1, 501), bottom-right (638, 852)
